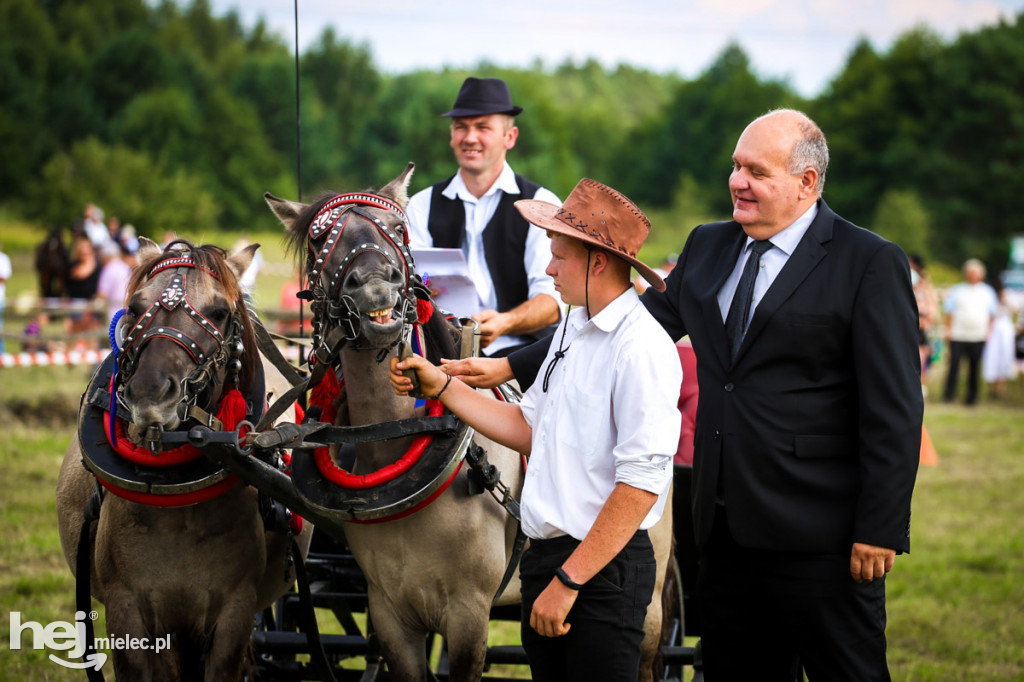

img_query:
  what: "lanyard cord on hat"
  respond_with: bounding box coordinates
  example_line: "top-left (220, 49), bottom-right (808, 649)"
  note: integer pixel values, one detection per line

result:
top-left (542, 249), bottom-right (592, 393)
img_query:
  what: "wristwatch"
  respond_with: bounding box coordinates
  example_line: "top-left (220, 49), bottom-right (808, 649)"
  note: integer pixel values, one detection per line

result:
top-left (555, 567), bottom-right (583, 591)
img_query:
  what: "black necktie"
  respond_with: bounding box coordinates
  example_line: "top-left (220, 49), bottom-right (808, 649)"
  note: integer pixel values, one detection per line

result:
top-left (724, 239), bottom-right (773, 360)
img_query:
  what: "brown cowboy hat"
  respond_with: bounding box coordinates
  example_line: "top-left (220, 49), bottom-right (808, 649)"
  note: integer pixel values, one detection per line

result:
top-left (515, 178), bottom-right (665, 291)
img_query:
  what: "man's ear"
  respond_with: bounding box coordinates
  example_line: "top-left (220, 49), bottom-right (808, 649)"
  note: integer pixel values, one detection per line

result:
top-left (504, 125), bottom-right (519, 151)
top-left (798, 167), bottom-right (819, 199)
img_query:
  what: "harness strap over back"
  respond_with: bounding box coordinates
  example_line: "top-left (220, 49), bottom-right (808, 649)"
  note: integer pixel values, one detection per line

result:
top-left (75, 482), bottom-right (106, 682)
top-left (249, 313), bottom-right (305, 388)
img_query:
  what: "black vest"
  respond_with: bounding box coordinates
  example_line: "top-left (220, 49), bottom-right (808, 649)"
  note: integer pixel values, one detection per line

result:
top-left (426, 173), bottom-right (542, 315)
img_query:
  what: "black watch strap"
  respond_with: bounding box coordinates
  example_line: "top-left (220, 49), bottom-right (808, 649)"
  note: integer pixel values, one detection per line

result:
top-left (555, 567), bottom-right (583, 591)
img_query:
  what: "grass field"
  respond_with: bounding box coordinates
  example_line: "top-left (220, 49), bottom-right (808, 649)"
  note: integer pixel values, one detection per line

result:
top-left (2, 225), bottom-right (1023, 679)
top-left (1, 357), bottom-right (1022, 679)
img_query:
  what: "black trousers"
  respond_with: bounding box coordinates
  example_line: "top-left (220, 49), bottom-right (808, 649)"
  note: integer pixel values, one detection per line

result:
top-left (944, 340), bottom-right (986, 404)
top-left (698, 509), bottom-right (890, 682)
top-left (520, 531), bottom-right (656, 682)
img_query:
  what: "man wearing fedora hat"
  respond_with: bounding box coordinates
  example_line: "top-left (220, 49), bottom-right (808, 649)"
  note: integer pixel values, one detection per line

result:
top-left (406, 76), bottom-right (561, 358)
top-left (392, 179), bottom-right (682, 681)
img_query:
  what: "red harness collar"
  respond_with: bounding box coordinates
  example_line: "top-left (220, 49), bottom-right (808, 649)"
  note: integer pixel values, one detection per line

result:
top-left (93, 373), bottom-right (249, 507)
top-left (308, 301), bottom-right (454, 491)
top-left (103, 374), bottom-right (249, 466)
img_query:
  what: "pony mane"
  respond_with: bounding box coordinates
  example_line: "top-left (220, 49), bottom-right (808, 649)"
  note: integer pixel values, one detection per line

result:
top-left (420, 306), bottom-right (463, 365)
top-left (128, 239), bottom-right (260, 394)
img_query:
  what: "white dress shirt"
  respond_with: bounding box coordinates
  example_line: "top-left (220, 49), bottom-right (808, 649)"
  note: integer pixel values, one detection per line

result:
top-left (717, 203), bottom-right (818, 327)
top-left (518, 288), bottom-right (682, 541)
top-left (406, 162), bottom-right (560, 355)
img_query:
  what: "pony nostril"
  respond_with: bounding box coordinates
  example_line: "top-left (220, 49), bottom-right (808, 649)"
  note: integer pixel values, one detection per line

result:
top-left (342, 270), bottom-right (365, 293)
top-left (161, 377), bottom-right (178, 401)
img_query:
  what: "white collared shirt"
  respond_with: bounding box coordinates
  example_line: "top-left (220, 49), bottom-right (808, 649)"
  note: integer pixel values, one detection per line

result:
top-left (406, 162), bottom-right (560, 355)
top-left (518, 288), bottom-right (682, 541)
top-left (717, 202), bottom-right (819, 327)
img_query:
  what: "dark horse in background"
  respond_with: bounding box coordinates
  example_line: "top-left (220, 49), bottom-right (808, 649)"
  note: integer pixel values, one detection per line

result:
top-left (35, 226), bottom-right (69, 297)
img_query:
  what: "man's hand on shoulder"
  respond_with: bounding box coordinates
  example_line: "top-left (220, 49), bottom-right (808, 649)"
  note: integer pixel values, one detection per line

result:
top-left (850, 542), bottom-right (896, 583)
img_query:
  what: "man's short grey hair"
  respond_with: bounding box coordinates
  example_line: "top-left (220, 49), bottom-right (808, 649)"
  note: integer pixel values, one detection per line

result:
top-left (963, 258), bottom-right (986, 277)
top-left (757, 109), bottom-right (829, 195)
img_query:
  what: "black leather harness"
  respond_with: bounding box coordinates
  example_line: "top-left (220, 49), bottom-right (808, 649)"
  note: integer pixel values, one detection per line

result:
top-left (79, 353), bottom-right (265, 502)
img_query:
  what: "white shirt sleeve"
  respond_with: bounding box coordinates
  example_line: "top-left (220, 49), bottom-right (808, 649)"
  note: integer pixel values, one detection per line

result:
top-left (523, 186), bottom-right (561, 302)
top-left (610, 338), bottom-right (682, 494)
top-left (405, 186), bottom-right (435, 248)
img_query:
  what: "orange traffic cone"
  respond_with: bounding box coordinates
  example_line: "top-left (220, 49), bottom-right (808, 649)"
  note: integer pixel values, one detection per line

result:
top-left (920, 424), bottom-right (938, 466)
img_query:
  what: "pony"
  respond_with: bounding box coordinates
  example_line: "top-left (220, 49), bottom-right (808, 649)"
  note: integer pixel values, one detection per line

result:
top-left (265, 164), bottom-right (674, 682)
top-left (56, 238), bottom-right (311, 681)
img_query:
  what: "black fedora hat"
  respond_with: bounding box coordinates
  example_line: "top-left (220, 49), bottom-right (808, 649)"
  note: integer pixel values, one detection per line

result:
top-left (441, 77), bottom-right (523, 118)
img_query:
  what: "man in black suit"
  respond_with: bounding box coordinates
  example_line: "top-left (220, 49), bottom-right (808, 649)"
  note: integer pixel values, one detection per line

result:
top-left (444, 109), bottom-right (923, 680)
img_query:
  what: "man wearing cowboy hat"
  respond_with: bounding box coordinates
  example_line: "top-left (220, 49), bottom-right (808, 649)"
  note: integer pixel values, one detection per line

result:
top-left (405, 76), bottom-right (561, 357)
top-left (392, 179), bottom-right (681, 681)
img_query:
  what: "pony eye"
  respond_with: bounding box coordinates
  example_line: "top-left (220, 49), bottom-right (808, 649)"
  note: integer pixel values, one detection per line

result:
top-left (209, 307), bottom-right (231, 325)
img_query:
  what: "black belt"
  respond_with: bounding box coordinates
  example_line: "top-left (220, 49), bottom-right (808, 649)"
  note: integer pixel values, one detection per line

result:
top-left (530, 529), bottom-right (649, 555)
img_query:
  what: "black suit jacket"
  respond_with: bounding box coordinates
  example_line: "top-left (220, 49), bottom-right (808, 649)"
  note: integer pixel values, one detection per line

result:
top-left (510, 199), bottom-right (922, 554)
top-left (644, 199), bottom-right (922, 554)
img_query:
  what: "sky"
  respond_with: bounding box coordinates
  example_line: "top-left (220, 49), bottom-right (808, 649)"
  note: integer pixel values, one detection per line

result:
top-left (207, 0), bottom-right (1024, 97)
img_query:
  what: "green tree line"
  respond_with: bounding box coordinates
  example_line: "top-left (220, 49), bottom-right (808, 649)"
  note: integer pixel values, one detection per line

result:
top-left (2, 0), bottom-right (1023, 271)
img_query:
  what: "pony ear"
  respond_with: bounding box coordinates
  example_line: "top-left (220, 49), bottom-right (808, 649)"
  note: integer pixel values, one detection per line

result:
top-left (137, 237), bottom-right (162, 266)
top-left (228, 242), bottom-right (260, 279)
top-left (378, 162), bottom-right (415, 209)
top-left (264, 192), bottom-right (308, 230)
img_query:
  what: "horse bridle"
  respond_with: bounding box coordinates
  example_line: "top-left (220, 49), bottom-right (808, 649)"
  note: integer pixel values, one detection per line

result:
top-left (115, 253), bottom-right (246, 426)
top-left (303, 193), bottom-right (425, 362)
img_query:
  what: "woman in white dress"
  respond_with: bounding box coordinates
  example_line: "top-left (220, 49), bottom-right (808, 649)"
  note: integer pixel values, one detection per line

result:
top-left (982, 284), bottom-right (1018, 398)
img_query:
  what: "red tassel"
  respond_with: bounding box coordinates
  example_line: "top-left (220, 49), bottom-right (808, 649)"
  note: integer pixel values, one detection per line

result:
top-left (417, 298), bottom-right (434, 324)
top-left (289, 511), bottom-right (304, 536)
top-left (310, 368), bottom-right (342, 425)
top-left (293, 402), bottom-right (305, 424)
top-left (216, 388), bottom-right (249, 431)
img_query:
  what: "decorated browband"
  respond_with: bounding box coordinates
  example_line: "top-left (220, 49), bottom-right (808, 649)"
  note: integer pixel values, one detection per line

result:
top-left (309, 193), bottom-right (409, 241)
